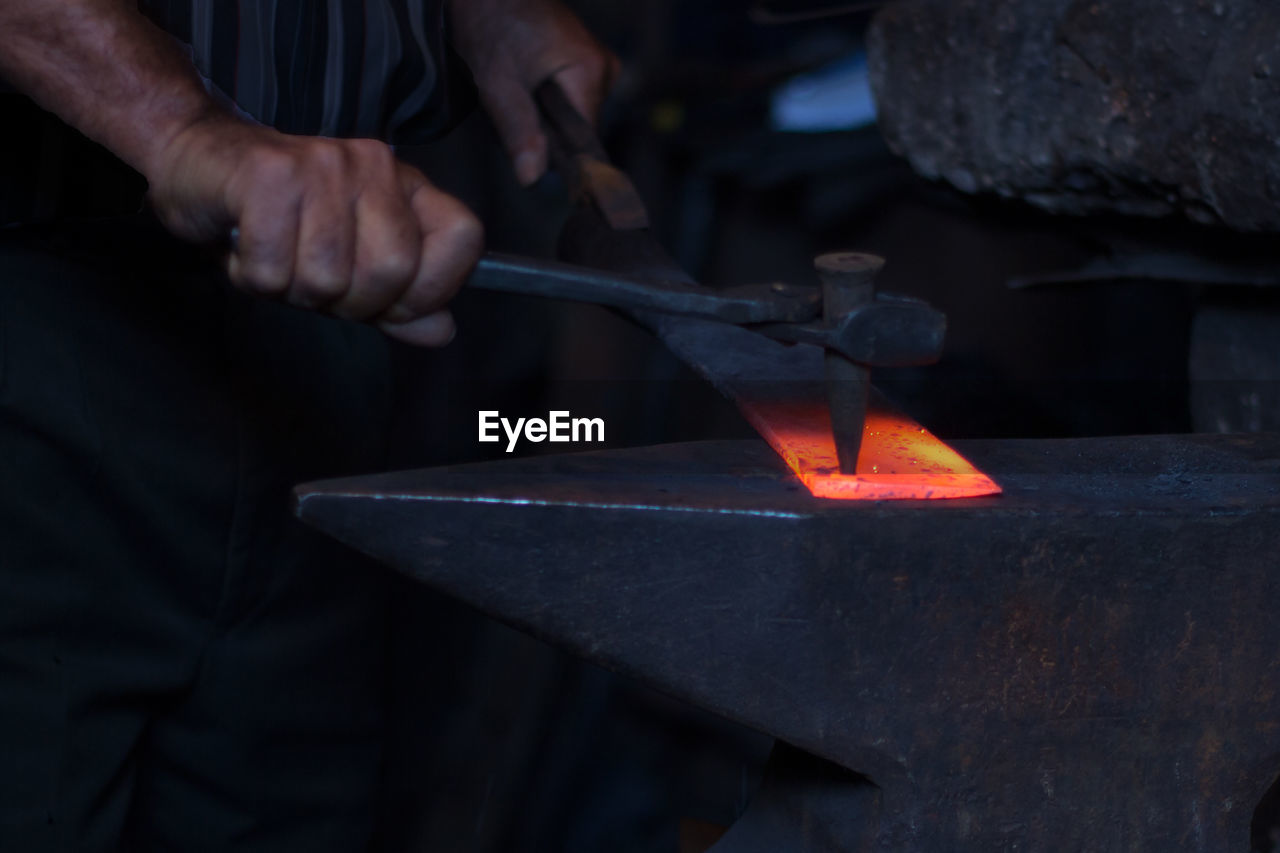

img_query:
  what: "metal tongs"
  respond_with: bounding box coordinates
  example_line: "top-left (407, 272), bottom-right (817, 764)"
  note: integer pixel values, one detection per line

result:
top-left (467, 253), bottom-right (944, 373)
top-left (465, 81), bottom-right (947, 473)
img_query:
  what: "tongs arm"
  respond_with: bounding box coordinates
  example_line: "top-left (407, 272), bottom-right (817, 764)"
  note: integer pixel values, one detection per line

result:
top-left (468, 253), bottom-right (821, 325)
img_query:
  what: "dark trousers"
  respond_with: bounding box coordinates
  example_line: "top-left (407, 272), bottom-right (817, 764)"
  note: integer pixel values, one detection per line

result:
top-left (0, 216), bottom-right (394, 851)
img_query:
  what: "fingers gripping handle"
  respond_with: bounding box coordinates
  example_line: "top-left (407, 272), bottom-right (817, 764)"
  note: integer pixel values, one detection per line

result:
top-left (533, 78), bottom-right (649, 231)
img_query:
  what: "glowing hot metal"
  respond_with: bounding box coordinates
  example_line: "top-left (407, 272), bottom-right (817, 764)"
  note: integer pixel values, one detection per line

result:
top-left (741, 396), bottom-right (1002, 500)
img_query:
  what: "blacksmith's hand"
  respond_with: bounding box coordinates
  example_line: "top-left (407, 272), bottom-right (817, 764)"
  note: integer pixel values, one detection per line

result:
top-left (148, 117), bottom-right (483, 346)
top-left (449, 0), bottom-right (620, 186)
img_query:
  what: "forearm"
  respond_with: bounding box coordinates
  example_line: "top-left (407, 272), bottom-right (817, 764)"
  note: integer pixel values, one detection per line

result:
top-left (0, 0), bottom-right (227, 181)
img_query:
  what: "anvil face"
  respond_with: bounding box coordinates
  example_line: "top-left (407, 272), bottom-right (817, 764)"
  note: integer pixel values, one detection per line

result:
top-left (296, 434), bottom-right (1280, 853)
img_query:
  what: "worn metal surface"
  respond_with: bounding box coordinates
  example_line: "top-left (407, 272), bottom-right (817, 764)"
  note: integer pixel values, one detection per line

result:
top-left (297, 433), bottom-right (1280, 852)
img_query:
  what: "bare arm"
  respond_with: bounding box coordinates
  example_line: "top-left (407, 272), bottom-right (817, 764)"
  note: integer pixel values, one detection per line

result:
top-left (0, 0), bottom-right (480, 346)
top-left (0, 0), bottom-right (219, 177)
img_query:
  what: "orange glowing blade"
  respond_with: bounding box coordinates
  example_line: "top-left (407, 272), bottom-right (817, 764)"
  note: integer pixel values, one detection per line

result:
top-left (741, 396), bottom-right (1001, 500)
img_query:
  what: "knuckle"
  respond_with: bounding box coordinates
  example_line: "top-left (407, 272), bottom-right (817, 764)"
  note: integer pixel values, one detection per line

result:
top-left (445, 210), bottom-right (485, 259)
top-left (582, 52), bottom-right (607, 77)
top-left (347, 137), bottom-right (382, 156)
top-left (235, 265), bottom-right (291, 297)
top-left (246, 148), bottom-right (300, 187)
top-left (304, 139), bottom-right (348, 174)
top-left (372, 247), bottom-right (419, 284)
top-left (397, 161), bottom-right (427, 193)
top-left (412, 211), bottom-right (483, 306)
top-left (294, 275), bottom-right (346, 306)
top-left (350, 138), bottom-right (396, 172)
top-left (299, 223), bottom-right (348, 265)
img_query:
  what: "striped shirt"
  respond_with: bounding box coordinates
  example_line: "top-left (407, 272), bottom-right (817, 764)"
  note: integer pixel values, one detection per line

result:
top-left (2, 1), bottom-right (471, 225)
top-left (139, 0), bottom-right (462, 141)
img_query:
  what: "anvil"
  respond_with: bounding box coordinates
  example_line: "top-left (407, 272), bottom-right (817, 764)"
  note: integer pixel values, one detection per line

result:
top-left (296, 432), bottom-right (1280, 853)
